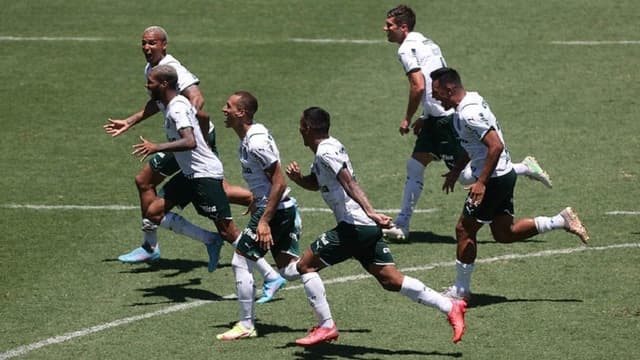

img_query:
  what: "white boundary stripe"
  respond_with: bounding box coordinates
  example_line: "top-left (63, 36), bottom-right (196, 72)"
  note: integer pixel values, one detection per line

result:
top-left (0, 204), bottom-right (138, 210)
top-left (0, 203), bottom-right (437, 214)
top-left (551, 40), bottom-right (640, 45)
top-left (1, 242), bottom-right (638, 359)
top-left (0, 36), bottom-right (106, 41)
top-left (0, 36), bottom-right (383, 44)
top-left (605, 211), bottom-right (640, 215)
top-left (289, 38), bottom-right (385, 44)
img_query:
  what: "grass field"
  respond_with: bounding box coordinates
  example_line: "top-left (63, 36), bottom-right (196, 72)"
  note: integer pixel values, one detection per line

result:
top-left (1, 0), bottom-right (639, 359)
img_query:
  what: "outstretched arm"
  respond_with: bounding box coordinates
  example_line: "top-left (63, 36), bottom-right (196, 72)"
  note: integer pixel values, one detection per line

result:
top-left (104, 100), bottom-right (160, 137)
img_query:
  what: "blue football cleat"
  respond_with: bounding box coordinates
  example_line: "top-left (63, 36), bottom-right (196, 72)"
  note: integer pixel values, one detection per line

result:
top-left (206, 234), bottom-right (224, 272)
top-left (256, 276), bottom-right (287, 304)
top-left (118, 246), bottom-right (160, 263)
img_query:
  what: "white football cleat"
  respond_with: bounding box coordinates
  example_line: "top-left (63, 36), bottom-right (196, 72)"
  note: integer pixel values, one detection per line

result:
top-left (560, 207), bottom-right (589, 244)
top-left (442, 286), bottom-right (471, 302)
top-left (382, 224), bottom-right (408, 241)
top-left (522, 156), bottom-right (552, 188)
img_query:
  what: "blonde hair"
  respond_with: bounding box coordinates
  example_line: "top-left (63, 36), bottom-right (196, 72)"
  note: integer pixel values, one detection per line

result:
top-left (143, 26), bottom-right (168, 42)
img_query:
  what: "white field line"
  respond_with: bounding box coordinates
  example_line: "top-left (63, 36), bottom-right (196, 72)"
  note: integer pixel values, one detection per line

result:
top-left (551, 40), bottom-right (640, 45)
top-left (0, 204), bottom-right (138, 210)
top-left (605, 211), bottom-right (640, 215)
top-left (0, 36), bottom-right (106, 41)
top-left (0, 203), bottom-right (437, 214)
top-left (1, 242), bottom-right (638, 359)
top-left (3, 36), bottom-right (638, 46)
top-left (288, 38), bottom-right (385, 44)
top-left (0, 36), bottom-right (384, 44)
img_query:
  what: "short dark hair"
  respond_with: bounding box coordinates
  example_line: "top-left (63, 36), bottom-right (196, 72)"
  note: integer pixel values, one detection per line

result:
top-left (302, 107), bottom-right (330, 133)
top-left (234, 91), bottom-right (258, 118)
top-left (430, 67), bottom-right (462, 87)
top-left (386, 5), bottom-right (416, 31)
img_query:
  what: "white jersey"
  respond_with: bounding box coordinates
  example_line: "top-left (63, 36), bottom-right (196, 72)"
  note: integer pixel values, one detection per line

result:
top-left (239, 123), bottom-right (290, 208)
top-left (145, 54), bottom-right (199, 93)
top-left (311, 137), bottom-right (374, 226)
top-left (145, 54), bottom-right (214, 133)
top-left (452, 91), bottom-right (513, 178)
top-left (397, 32), bottom-right (452, 117)
top-left (163, 95), bottom-right (224, 179)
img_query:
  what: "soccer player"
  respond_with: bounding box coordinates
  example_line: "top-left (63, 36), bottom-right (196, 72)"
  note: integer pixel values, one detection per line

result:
top-left (128, 64), bottom-right (242, 259)
top-left (215, 91), bottom-right (332, 341)
top-left (285, 107), bottom-right (467, 345)
top-left (104, 26), bottom-right (249, 266)
top-left (430, 67), bottom-right (589, 301)
top-left (382, 5), bottom-right (552, 240)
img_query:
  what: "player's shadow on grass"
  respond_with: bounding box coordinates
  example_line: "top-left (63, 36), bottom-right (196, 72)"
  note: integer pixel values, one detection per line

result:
top-left (107, 257), bottom-right (211, 277)
top-left (214, 323), bottom-right (462, 359)
top-left (131, 278), bottom-right (229, 305)
top-left (388, 231), bottom-right (545, 245)
top-left (388, 231), bottom-right (456, 245)
top-left (469, 292), bottom-right (583, 308)
top-left (212, 321), bottom-right (373, 339)
top-left (285, 342), bottom-right (461, 359)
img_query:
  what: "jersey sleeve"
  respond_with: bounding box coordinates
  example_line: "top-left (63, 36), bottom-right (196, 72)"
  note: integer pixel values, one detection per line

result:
top-left (318, 150), bottom-right (346, 178)
top-left (460, 105), bottom-right (494, 141)
top-left (397, 48), bottom-right (420, 74)
top-left (168, 101), bottom-right (194, 131)
top-left (248, 134), bottom-right (279, 170)
top-left (175, 64), bottom-right (199, 93)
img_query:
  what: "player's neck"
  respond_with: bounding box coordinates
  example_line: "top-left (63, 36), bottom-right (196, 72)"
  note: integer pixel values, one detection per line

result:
top-left (161, 91), bottom-right (178, 106)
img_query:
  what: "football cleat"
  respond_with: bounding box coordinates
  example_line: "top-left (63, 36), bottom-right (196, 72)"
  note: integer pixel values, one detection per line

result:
top-left (560, 207), bottom-right (589, 244)
top-left (295, 323), bottom-right (339, 346)
top-left (447, 299), bottom-right (467, 344)
top-left (441, 286), bottom-right (471, 302)
top-left (216, 323), bottom-right (257, 341)
top-left (118, 246), bottom-right (160, 263)
top-left (206, 235), bottom-right (224, 272)
top-left (382, 224), bottom-right (408, 241)
top-left (522, 156), bottom-right (552, 188)
top-left (256, 276), bottom-right (287, 304)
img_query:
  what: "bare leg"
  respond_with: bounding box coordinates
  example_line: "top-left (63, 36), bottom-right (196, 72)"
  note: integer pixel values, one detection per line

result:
top-left (223, 179), bottom-right (253, 207)
top-left (134, 164), bottom-right (166, 217)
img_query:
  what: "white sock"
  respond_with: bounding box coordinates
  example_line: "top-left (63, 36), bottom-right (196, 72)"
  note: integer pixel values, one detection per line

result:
top-left (301, 272), bottom-right (333, 328)
top-left (280, 261), bottom-right (302, 281)
top-left (141, 218), bottom-right (158, 249)
top-left (159, 212), bottom-right (219, 245)
top-left (512, 162), bottom-right (529, 176)
top-left (400, 276), bottom-right (452, 313)
top-left (454, 260), bottom-right (475, 295)
top-left (255, 258), bottom-right (280, 282)
top-left (229, 234), bottom-right (279, 282)
top-left (397, 158), bottom-right (425, 228)
top-left (231, 252), bottom-right (256, 329)
top-left (534, 214), bottom-right (565, 233)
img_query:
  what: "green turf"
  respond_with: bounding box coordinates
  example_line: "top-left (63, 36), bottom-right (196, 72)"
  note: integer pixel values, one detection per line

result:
top-left (1, 0), bottom-right (639, 359)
